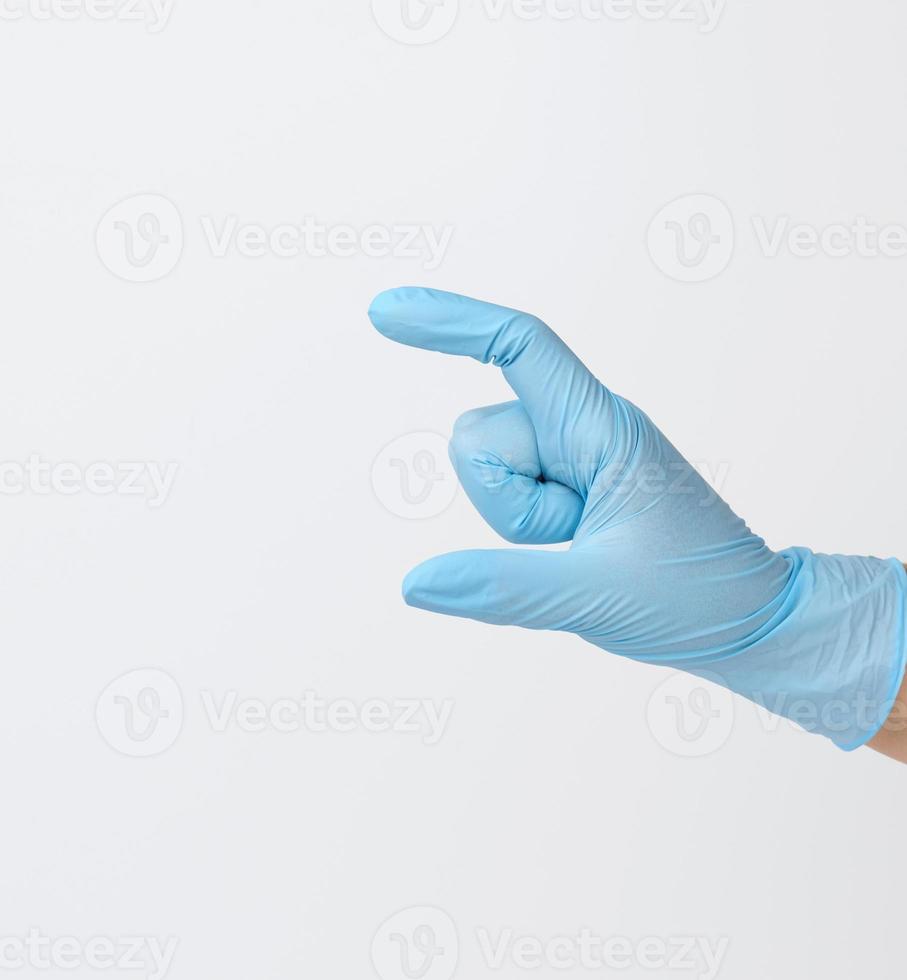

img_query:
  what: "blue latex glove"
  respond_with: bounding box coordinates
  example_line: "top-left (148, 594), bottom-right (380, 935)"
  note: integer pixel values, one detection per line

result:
top-left (369, 287), bottom-right (907, 750)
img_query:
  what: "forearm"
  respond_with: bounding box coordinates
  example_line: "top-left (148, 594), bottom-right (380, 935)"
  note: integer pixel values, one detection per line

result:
top-left (867, 565), bottom-right (907, 763)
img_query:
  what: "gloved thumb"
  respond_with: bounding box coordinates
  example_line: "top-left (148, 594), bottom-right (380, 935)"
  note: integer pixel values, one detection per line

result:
top-left (402, 549), bottom-right (587, 633)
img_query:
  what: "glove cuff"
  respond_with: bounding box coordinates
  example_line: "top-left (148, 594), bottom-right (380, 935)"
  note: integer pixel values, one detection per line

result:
top-left (692, 549), bottom-right (907, 750)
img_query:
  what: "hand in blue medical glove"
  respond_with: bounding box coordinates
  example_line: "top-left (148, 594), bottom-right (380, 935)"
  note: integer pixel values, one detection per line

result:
top-left (369, 287), bottom-right (907, 751)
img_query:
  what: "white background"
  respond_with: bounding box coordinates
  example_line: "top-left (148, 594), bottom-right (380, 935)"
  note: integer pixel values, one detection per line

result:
top-left (2, 1), bottom-right (906, 978)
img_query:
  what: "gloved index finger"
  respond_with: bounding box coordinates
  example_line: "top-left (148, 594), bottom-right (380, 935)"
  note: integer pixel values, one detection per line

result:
top-left (368, 287), bottom-right (607, 461)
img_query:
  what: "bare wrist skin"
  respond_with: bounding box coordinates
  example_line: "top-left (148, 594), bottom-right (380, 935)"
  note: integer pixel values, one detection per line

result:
top-left (867, 564), bottom-right (907, 764)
